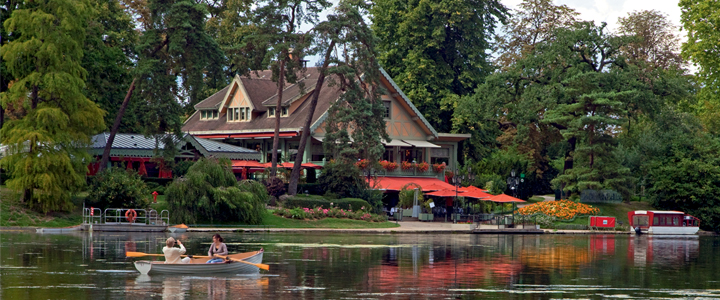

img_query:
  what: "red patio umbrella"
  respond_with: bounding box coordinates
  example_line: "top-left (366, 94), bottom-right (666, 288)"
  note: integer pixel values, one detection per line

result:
top-left (425, 189), bottom-right (466, 197)
top-left (485, 193), bottom-right (526, 203)
top-left (459, 189), bottom-right (494, 200)
top-left (301, 162), bottom-right (323, 169)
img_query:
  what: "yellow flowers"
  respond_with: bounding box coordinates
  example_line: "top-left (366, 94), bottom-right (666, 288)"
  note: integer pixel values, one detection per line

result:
top-left (518, 200), bottom-right (600, 220)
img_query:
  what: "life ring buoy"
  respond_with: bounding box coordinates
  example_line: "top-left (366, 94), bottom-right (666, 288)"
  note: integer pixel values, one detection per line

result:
top-left (125, 209), bottom-right (137, 223)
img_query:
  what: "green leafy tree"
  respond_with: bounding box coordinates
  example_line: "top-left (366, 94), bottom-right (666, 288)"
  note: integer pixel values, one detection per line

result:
top-left (88, 167), bottom-right (150, 209)
top-left (680, 0), bottom-right (720, 103)
top-left (82, 0), bottom-right (139, 133)
top-left (0, 0), bottom-right (105, 213)
top-left (98, 0), bottom-right (226, 171)
top-left (455, 22), bottom-right (670, 198)
top-left (371, 0), bottom-right (508, 133)
top-left (633, 109), bottom-right (720, 232)
top-left (617, 10), bottom-right (684, 71)
top-left (165, 158), bottom-right (267, 224)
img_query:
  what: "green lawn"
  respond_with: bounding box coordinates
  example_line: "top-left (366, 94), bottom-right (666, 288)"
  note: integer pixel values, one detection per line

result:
top-left (0, 186), bottom-right (84, 228)
top-left (554, 201), bottom-right (656, 226)
top-left (262, 210), bottom-right (401, 229)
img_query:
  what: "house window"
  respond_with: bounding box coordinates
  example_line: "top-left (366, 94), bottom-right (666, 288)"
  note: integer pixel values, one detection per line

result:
top-left (383, 148), bottom-right (394, 162)
top-left (228, 109), bottom-right (234, 121)
top-left (240, 108), bottom-right (246, 121)
top-left (430, 147), bottom-right (450, 165)
top-left (212, 110), bottom-right (218, 119)
top-left (383, 101), bottom-right (391, 119)
top-left (281, 106), bottom-right (288, 117)
top-left (201, 110), bottom-right (207, 119)
top-left (234, 108), bottom-right (239, 121)
top-left (268, 108), bottom-right (275, 117)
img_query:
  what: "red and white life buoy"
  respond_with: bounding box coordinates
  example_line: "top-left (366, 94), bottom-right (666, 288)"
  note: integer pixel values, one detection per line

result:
top-left (125, 209), bottom-right (137, 223)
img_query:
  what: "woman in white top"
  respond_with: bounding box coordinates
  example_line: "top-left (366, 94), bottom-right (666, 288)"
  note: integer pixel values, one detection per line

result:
top-left (163, 237), bottom-right (192, 264)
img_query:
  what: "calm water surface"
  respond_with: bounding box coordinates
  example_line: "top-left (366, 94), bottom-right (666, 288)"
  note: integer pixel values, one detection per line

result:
top-left (1, 231), bottom-right (719, 299)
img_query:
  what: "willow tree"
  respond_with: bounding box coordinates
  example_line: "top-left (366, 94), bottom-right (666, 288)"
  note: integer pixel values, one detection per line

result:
top-left (0, 0), bottom-right (105, 213)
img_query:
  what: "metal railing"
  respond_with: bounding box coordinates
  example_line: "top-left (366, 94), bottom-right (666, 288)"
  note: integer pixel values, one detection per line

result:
top-left (82, 208), bottom-right (169, 226)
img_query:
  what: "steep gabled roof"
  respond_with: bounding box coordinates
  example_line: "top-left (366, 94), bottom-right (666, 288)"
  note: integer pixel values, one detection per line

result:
top-left (88, 133), bottom-right (261, 160)
top-left (194, 85), bottom-right (230, 110)
top-left (379, 68), bottom-right (438, 138)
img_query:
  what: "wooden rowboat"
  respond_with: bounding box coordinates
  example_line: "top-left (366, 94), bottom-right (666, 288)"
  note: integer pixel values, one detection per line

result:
top-left (134, 249), bottom-right (264, 275)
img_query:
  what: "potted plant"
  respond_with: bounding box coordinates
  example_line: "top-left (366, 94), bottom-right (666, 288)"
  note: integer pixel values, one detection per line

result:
top-left (445, 170), bottom-right (454, 180)
top-left (381, 160), bottom-right (398, 171)
top-left (355, 159), bottom-right (369, 169)
top-left (416, 162), bottom-right (429, 172)
top-left (432, 162), bottom-right (446, 173)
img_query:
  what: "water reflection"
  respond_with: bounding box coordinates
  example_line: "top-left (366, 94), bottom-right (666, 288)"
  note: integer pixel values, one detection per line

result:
top-left (1, 231), bottom-right (719, 299)
top-left (628, 235), bottom-right (699, 267)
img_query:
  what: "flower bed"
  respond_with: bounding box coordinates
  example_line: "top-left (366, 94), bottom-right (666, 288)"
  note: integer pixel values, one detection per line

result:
top-left (273, 206), bottom-right (386, 222)
top-left (517, 200), bottom-right (600, 220)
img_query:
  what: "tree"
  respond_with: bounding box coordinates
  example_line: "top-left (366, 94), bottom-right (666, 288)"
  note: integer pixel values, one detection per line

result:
top-left (371, 0), bottom-right (508, 133)
top-left (617, 10), bottom-right (684, 71)
top-left (82, 0), bottom-right (139, 133)
top-left (0, 0), bottom-right (105, 213)
top-left (455, 22), bottom-right (667, 198)
top-left (165, 158), bottom-right (268, 224)
top-left (288, 0), bottom-right (371, 195)
top-left (246, 0), bottom-right (330, 178)
top-left (494, 0), bottom-right (579, 69)
top-left (680, 0), bottom-right (720, 102)
top-left (98, 0), bottom-right (226, 172)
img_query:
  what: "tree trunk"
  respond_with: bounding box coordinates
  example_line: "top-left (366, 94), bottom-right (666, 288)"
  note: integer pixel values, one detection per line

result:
top-left (98, 78), bottom-right (137, 173)
top-left (271, 59), bottom-right (285, 178)
top-left (288, 42), bottom-right (335, 195)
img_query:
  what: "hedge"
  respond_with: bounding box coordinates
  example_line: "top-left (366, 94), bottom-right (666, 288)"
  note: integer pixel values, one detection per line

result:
top-left (297, 183), bottom-right (323, 195)
top-left (283, 195), bottom-right (370, 211)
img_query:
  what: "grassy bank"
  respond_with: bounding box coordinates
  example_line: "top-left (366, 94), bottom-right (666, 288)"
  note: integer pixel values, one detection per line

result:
top-left (552, 201), bottom-right (655, 227)
top-left (0, 185), bottom-right (84, 228)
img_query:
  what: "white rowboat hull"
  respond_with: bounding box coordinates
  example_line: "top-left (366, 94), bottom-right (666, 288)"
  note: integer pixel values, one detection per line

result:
top-left (134, 249), bottom-right (264, 275)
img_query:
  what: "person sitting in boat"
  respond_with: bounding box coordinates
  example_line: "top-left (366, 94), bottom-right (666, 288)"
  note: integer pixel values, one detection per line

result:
top-left (163, 237), bottom-right (191, 264)
top-left (206, 234), bottom-right (228, 263)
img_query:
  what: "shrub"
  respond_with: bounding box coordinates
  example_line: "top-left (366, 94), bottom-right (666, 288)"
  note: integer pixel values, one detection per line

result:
top-left (398, 185), bottom-right (424, 209)
top-left (88, 167), bottom-right (150, 209)
top-left (172, 160), bottom-right (195, 178)
top-left (165, 158), bottom-right (265, 224)
top-left (317, 161), bottom-right (367, 198)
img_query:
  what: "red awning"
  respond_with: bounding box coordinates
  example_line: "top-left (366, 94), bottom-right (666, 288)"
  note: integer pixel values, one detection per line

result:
top-left (231, 160), bottom-right (265, 168)
top-left (194, 132), bottom-right (298, 139)
top-left (369, 177), bottom-right (457, 192)
top-left (301, 163), bottom-right (323, 169)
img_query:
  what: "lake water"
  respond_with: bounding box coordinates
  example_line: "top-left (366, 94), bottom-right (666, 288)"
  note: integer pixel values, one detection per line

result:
top-left (1, 231), bottom-right (719, 299)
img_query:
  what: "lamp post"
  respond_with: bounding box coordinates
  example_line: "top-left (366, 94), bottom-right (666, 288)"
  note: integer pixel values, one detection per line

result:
top-left (451, 169), bottom-right (465, 224)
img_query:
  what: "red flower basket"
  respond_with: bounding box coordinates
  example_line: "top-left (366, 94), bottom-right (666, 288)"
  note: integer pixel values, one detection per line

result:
top-left (355, 159), bottom-right (369, 169)
top-left (401, 161), bottom-right (413, 170)
top-left (416, 162), bottom-right (429, 172)
top-left (432, 162), bottom-right (446, 173)
top-left (380, 160), bottom-right (398, 171)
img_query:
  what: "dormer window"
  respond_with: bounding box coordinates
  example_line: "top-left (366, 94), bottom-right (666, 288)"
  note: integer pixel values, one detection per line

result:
top-left (268, 108), bottom-right (275, 117)
top-left (228, 107), bottom-right (251, 122)
top-left (281, 106), bottom-right (288, 117)
top-left (200, 110), bottom-right (218, 120)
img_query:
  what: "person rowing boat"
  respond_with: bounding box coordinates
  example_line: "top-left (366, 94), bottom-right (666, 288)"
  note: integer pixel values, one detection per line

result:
top-left (206, 234), bottom-right (228, 263)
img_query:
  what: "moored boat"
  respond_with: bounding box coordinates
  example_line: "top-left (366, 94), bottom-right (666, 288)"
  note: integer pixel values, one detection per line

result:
top-left (628, 210), bottom-right (700, 235)
top-left (168, 224), bottom-right (188, 233)
top-left (133, 249), bottom-right (264, 275)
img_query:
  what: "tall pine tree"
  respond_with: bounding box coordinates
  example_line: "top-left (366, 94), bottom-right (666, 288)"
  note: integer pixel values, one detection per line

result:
top-left (1, 0), bottom-right (105, 213)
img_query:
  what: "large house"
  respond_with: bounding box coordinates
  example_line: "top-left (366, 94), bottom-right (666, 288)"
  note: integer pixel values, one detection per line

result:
top-left (181, 67), bottom-right (469, 189)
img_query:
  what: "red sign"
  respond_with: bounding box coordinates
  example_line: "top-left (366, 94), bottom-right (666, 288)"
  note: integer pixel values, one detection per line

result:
top-left (590, 216), bottom-right (616, 228)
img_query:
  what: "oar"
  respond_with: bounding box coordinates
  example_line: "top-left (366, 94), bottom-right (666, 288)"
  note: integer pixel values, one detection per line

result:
top-left (125, 251), bottom-right (270, 271)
